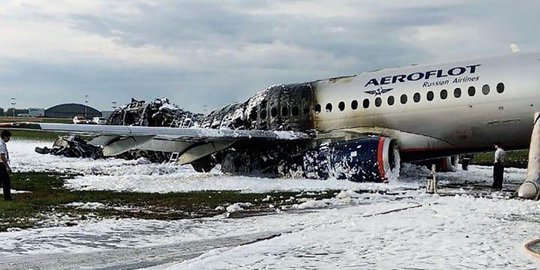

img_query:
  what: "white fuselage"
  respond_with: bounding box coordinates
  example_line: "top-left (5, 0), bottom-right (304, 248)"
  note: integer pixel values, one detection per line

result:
top-left (312, 53), bottom-right (540, 157)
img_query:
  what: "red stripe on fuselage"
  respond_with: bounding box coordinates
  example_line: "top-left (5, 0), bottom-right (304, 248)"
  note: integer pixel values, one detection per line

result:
top-left (376, 138), bottom-right (386, 182)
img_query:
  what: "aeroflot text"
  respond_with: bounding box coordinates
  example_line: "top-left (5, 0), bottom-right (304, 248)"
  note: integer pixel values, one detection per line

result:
top-left (364, 64), bottom-right (481, 87)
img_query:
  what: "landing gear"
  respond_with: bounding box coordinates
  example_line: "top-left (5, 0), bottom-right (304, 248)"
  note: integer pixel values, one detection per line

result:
top-left (461, 154), bottom-right (473, 170)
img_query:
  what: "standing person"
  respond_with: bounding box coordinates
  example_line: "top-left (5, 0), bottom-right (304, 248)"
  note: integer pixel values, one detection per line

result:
top-left (0, 130), bottom-right (12, 200)
top-left (493, 142), bottom-right (506, 190)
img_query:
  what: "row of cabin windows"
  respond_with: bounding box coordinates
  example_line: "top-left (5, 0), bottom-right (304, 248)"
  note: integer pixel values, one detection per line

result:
top-left (252, 82), bottom-right (505, 119)
top-left (314, 83), bottom-right (505, 113)
top-left (255, 104), bottom-right (310, 120)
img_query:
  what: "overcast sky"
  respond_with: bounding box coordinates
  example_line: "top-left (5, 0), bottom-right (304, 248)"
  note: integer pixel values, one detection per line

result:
top-left (1, 0), bottom-right (538, 112)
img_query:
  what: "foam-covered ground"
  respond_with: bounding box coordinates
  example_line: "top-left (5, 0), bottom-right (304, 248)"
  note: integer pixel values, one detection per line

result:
top-left (1, 139), bottom-right (538, 269)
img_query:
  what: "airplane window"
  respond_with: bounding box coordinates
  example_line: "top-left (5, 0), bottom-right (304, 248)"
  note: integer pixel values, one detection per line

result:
top-left (440, 89), bottom-right (448, 99)
top-left (427, 91), bottom-right (434, 101)
top-left (497, 83), bottom-right (505, 93)
top-left (363, 98), bottom-right (370, 108)
top-left (351, 100), bottom-right (358, 110)
top-left (249, 110), bottom-right (257, 121)
top-left (326, 103), bottom-right (332, 112)
top-left (260, 109), bottom-right (267, 119)
top-left (338, 101), bottom-right (345, 111)
top-left (482, 84), bottom-right (490, 95)
top-left (314, 104), bottom-right (321, 114)
top-left (400, 94), bottom-right (407, 104)
top-left (413, 92), bottom-right (420, 103)
top-left (271, 107), bottom-right (278, 118)
top-left (454, 88), bottom-right (461, 98)
top-left (375, 97), bottom-right (382, 107)
top-left (292, 106), bottom-right (299, 116)
top-left (281, 106), bottom-right (289, 117)
top-left (388, 96), bottom-right (395, 105)
top-left (468, 86), bottom-right (476, 97)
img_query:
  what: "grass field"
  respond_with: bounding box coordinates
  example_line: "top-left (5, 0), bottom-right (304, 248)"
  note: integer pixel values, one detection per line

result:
top-left (469, 149), bottom-right (529, 168)
top-left (0, 116), bottom-right (72, 124)
top-left (0, 171), bottom-right (341, 232)
top-left (0, 116), bottom-right (74, 140)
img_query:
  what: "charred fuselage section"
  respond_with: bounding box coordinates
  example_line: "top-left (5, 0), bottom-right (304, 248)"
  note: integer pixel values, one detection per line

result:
top-left (108, 98), bottom-right (203, 128)
top-left (105, 98), bottom-right (205, 162)
top-left (200, 83), bottom-right (315, 131)
top-left (37, 98), bottom-right (205, 163)
top-left (196, 83), bottom-right (320, 177)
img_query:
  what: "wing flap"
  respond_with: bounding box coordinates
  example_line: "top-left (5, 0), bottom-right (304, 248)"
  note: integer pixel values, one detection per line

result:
top-left (102, 136), bottom-right (154, 156)
top-left (178, 141), bottom-right (235, 165)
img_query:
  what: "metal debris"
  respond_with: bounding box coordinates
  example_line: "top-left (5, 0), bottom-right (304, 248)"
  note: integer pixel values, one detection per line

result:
top-left (107, 98), bottom-right (203, 127)
top-left (35, 135), bottom-right (103, 159)
top-left (36, 98), bottom-right (203, 162)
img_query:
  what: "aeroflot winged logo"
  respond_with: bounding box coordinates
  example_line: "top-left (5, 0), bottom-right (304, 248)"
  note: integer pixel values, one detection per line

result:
top-left (364, 64), bottom-right (481, 94)
top-left (365, 87), bottom-right (393, 96)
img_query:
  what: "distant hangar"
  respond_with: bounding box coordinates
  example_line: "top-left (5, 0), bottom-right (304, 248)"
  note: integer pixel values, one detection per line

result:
top-left (45, 103), bottom-right (102, 118)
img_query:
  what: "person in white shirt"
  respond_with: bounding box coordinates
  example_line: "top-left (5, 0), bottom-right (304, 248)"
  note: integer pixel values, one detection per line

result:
top-left (493, 142), bottom-right (506, 190)
top-left (0, 130), bottom-right (12, 200)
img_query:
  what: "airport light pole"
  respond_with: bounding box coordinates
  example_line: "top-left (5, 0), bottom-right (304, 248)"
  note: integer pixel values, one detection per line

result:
top-left (10, 97), bottom-right (15, 117)
top-left (84, 94), bottom-right (89, 118)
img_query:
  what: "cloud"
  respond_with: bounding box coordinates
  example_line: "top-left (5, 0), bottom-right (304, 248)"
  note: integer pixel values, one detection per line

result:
top-left (0, 0), bottom-right (539, 112)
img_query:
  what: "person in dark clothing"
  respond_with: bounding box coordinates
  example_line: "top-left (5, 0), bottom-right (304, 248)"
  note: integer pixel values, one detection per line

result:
top-left (493, 142), bottom-right (506, 190)
top-left (0, 130), bottom-right (12, 200)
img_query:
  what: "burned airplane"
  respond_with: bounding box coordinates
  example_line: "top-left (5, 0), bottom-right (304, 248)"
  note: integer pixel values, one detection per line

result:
top-left (3, 52), bottom-right (540, 185)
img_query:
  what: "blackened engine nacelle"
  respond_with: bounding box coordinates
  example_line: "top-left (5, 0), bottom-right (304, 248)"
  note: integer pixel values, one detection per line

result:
top-left (303, 137), bottom-right (400, 182)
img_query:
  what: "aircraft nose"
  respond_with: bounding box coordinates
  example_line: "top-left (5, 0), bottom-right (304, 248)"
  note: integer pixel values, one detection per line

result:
top-left (518, 181), bottom-right (539, 199)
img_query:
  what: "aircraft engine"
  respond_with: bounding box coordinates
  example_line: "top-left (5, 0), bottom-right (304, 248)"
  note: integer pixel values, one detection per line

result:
top-left (303, 137), bottom-right (400, 182)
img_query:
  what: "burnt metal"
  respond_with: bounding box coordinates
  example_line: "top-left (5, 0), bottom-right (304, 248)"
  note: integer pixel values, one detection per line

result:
top-left (107, 98), bottom-right (203, 127)
top-left (36, 83), bottom-right (323, 178)
top-left (200, 82), bottom-right (315, 132)
top-left (37, 98), bottom-right (203, 162)
top-left (35, 135), bottom-right (171, 163)
top-left (35, 135), bottom-right (103, 159)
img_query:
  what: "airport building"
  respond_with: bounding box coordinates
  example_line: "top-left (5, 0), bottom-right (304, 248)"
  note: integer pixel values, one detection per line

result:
top-left (28, 108), bottom-right (45, 117)
top-left (45, 103), bottom-right (102, 119)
